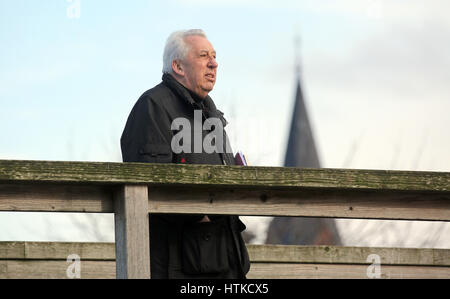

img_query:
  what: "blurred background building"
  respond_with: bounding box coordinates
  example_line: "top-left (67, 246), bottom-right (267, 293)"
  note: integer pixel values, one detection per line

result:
top-left (265, 61), bottom-right (341, 245)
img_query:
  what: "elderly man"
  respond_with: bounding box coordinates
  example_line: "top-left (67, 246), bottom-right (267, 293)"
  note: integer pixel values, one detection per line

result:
top-left (120, 29), bottom-right (250, 279)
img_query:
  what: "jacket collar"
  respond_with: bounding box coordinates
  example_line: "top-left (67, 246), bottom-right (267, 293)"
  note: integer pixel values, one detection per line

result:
top-left (162, 73), bottom-right (228, 127)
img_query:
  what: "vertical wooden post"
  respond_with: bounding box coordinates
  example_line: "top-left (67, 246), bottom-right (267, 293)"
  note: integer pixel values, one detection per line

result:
top-left (114, 185), bottom-right (150, 279)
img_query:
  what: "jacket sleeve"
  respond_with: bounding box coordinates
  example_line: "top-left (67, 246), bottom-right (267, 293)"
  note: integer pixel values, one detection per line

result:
top-left (120, 94), bottom-right (204, 224)
top-left (121, 95), bottom-right (173, 164)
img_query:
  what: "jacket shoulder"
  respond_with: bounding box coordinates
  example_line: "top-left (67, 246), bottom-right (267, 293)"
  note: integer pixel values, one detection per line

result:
top-left (138, 82), bottom-right (176, 108)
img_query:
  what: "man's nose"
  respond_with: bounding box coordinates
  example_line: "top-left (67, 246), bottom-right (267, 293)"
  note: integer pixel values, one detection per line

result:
top-left (208, 57), bottom-right (218, 68)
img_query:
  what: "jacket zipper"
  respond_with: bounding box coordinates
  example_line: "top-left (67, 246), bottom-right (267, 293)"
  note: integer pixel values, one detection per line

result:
top-left (199, 108), bottom-right (228, 166)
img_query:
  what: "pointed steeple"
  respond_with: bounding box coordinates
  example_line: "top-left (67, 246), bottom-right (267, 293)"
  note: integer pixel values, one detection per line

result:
top-left (265, 35), bottom-right (341, 246)
top-left (284, 78), bottom-right (321, 168)
top-left (285, 33), bottom-right (320, 167)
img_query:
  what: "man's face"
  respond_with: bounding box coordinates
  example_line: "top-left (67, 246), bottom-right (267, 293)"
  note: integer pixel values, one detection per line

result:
top-left (179, 35), bottom-right (218, 99)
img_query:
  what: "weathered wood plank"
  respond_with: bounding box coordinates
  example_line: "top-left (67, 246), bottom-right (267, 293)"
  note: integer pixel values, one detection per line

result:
top-left (1, 242), bottom-right (449, 267)
top-left (0, 242), bottom-right (26, 260)
top-left (1, 242), bottom-right (449, 279)
top-left (0, 260), bottom-right (115, 279)
top-left (247, 245), bottom-right (450, 266)
top-left (24, 242), bottom-right (115, 260)
top-left (247, 263), bottom-right (450, 279)
top-left (1, 260), bottom-right (449, 279)
top-left (148, 187), bottom-right (450, 221)
top-left (0, 184), bottom-right (113, 212)
top-left (0, 160), bottom-right (448, 192)
top-left (0, 242), bottom-right (115, 260)
top-left (114, 185), bottom-right (150, 279)
top-left (1, 183), bottom-right (448, 221)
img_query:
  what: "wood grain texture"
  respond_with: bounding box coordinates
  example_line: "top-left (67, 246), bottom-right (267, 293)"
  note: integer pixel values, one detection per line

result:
top-left (1, 242), bottom-right (448, 279)
top-left (148, 187), bottom-right (450, 221)
top-left (246, 263), bottom-right (450, 279)
top-left (0, 159), bottom-right (448, 279)
top-left (246, 244), bottom-right (450, 266)
top-left (1, 183), bottom-right (448, 221)
top-left (0, 159), bottom-right (449, 192)
top-left (0, 260), bottom-right (115, 279)
top-left (0, 183), bottom-right (113, 212)
top-left (0, 242), bottom-right (115, 260)
top-left (114, 185), bottom-right (150, 279)
top-left (1, 242), bottom-right (448, 266)
top-left (2, 260), bottom-right (448, 279)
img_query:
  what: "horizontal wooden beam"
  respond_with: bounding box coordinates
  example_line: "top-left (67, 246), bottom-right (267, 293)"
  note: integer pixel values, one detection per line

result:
top-left (1, 183), bottom-right (449, 221)
top-left (1, 160), bottom-right (448, 221)
top-left (0, 242), bottom-right (115, 260)
top-left (0, 159), bottom-right (449, 192)
top-left (247, 263), bottom-right (450, 279)
top-left (1, 242), bottom-right (448, 267)
top-left (1, 242), bottom-right (449, 279)
top-left (0, 260), bottom-right (116, 279)
top-left (0, 184), bottom-right (113, 213)
top-left (148, 187), bottom-right (450, 221)
top-left (247, 244), bottom-right (450, 266)
top-left (2, 260), bottom-right (448, 279)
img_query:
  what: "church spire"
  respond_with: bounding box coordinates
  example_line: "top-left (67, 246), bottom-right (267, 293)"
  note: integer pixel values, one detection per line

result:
top-left (265, 33), bottom-right (342, 246)
top-left (283, 33), bottom-right (320, 168)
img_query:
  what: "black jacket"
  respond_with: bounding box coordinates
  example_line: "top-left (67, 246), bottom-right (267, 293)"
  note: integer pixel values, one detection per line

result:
top-left (120, 73), bottom-right (250, 279)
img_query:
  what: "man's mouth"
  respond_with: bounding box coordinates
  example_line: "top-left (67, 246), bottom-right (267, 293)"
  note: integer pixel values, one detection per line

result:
top-left (205, 73), bottom-right (215, 81)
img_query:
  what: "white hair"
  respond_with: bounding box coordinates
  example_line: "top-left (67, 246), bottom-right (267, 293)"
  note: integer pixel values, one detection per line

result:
top-left (162, 29), bottom-right (207, 74)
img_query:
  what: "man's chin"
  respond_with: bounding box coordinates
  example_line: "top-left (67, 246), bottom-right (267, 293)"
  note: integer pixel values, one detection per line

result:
top-left (203, 82), bottom-right (215, 91)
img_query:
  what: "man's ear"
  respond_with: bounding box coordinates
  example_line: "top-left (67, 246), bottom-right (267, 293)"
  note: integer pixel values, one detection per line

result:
top-left (172, 60), bottom-right (184, 76)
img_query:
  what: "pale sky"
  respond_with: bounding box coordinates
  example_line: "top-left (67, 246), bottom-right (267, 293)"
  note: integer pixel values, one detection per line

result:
top-left (0, 0), bottom-right (449, 247)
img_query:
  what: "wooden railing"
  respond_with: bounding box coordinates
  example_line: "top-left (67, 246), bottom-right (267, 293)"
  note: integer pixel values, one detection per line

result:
top-left (0, 160), bottom-right (449, 278)
top-left (1, 242), bottom-right (449, 279)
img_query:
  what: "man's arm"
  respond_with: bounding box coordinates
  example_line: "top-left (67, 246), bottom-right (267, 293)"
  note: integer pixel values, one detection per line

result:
top-left (120, 95), bottom-right (204, 224)
top-left (121, 96), bottom-right (173, 164)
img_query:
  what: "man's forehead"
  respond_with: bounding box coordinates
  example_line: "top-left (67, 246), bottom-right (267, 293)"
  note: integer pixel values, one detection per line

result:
top-left (185, 35), bottom-right (215, 52)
